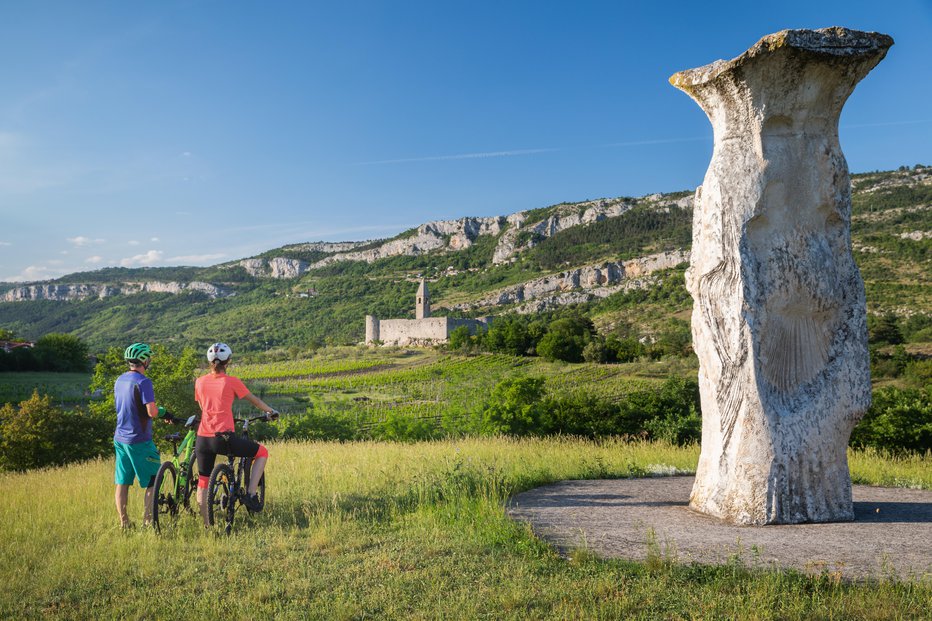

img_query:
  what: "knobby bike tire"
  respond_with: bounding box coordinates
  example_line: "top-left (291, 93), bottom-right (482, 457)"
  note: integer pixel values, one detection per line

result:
top-left (151, 461), bottom-right (178, 533)
top-left (207, 463), bottom-right (236, 535)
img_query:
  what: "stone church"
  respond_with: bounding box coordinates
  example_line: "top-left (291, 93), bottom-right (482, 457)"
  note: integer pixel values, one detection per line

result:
top-left (365, 279), bottom-right (491, 346)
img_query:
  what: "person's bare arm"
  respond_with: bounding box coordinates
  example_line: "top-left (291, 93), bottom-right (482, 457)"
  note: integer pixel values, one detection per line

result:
top-left (243, 392), bottom-right (274, 413)
top-left (146, 402), bottom-right (159, 419)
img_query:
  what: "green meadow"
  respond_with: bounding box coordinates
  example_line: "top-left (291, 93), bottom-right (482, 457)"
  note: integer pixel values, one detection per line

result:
top-left (2, 438), bottom-right (930, 620)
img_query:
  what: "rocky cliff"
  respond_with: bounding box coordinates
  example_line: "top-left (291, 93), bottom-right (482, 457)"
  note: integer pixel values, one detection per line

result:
top-left (306, 193), bottom-right (692, 270)
top-left (1, 281), bottom-right (233, 302)
top-left (450, 249), bottom-right (689, 314)
top-left (239, 257), bottom-right (311, 279)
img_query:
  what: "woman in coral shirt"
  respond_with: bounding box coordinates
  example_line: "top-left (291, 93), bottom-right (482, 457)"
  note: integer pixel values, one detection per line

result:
top-left (194, 342), bottom-right (277, 524)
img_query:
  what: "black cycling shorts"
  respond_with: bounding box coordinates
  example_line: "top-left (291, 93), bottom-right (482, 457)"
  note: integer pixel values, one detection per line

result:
top-left (195, 432), bottom-right (261, 477)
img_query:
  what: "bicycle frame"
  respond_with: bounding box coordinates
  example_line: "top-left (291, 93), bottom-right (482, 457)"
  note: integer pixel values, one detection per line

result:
top-left (223, 416), bottom-right (263, 505)
top-left (209, 413), bottom-right (271, 533)
top-left (152, 415), bottom-right (200, 528)
top-left (167, 416), bottom-right (198, 502)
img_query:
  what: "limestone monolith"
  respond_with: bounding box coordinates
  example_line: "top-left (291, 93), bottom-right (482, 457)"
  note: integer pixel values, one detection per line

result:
top-left (670, 28), bottom-right (893, 524)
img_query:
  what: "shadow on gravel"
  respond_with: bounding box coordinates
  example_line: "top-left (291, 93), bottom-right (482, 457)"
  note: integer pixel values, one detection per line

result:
top-left (515, 492), bottom-right (687, 509)
top-left (854, 502), bottom-right (932, 523)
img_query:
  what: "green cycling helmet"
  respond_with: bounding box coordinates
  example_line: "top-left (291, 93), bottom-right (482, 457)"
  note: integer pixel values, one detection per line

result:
top-left (124, 342), bottom-right (153, 363)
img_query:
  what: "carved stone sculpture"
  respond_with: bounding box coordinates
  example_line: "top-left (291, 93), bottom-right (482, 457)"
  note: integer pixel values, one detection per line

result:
top-left (670, 28), bottom-right (893, 524)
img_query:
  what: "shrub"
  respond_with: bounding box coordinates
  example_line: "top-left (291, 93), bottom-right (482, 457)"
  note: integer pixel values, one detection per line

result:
top-left (582, 339), bottom-right (608, 363)
top-left (478, 377), bottom-right (546, 436)
top-left (371, 410), bottom-right (438, 442)
top-left (0, 391), bottom-right (111, 471)
top-left (272, 409), bottom-right (357, 441)
top-left (447, 325), bottom-right (474, 351)
top-left (868, 312), bottom-right (904, 345)
top-left (536, 316), bottom-right (594, 362)
top-left (850, 386), bottom-right (932, 453)
top-left (605, 335), bottom-right (645, 363)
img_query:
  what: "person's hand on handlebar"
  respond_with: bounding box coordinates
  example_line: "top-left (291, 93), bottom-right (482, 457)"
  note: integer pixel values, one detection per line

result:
top-left (264, 409), bottom-right (279, 422)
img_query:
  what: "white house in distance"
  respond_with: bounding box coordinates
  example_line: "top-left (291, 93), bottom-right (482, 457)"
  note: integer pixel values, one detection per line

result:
top-left (365, 279), bottom-right (491, 346)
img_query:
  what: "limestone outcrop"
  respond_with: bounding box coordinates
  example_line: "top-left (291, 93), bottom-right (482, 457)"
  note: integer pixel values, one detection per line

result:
top-left (1, 281), bottom-right (233, 302)
top-left (238, 257), bottom-right (310, 279)
top-left (308, 195), bottom-right (691, 269)
top-left (670, 27), bottom-right (892, 524)
top-left (310, 216), bottom-right (507, 268)
top-left (452, 250), bottom-right (689, 313)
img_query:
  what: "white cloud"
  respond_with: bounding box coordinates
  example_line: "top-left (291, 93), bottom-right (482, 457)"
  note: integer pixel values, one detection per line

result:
top-left (48, 259), bottom-right (64, 266)
top-left (0, 241), bottom-right (11, 246)
top-left (120, 250), bottom-right (163, 267)
top-left (181, 151), bottom-right (192, 157)
top-left (150, 237), bottom-right (160, 242)
top-left (67, 236), bottom-right (105, 247)
top-left (167, 252), bottom-right (226, 264)
top-left (3, 264), bottom-right (62, 282)
top-left (128, 240), bottom-right (140, 246)
top-left (85, 255), bottom-right (103, 264)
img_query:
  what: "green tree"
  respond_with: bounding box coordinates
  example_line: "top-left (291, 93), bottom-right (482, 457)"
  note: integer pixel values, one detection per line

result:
top-left (868, 312), bottom-right (904, 345)
top-left (33, 333), bottom-right (90, 372)
top-left (582, 338), bottom-right (608, 363)
top-left (447, 325), bottom-right (474, 351)
top-left (0, 391), bottom-right (111, 471)
top-left (536, 316), bottom-right (593, 362)
top-left (89, 344), bottom-right (202, 428)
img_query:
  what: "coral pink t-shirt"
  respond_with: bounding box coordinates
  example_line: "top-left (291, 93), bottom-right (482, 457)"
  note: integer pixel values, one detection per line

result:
top-left (195, 372), bottom-right (251, 436)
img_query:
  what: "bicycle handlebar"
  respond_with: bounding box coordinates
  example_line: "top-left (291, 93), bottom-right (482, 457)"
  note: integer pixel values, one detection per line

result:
top-left (233, 411), bottom-right (280, 425)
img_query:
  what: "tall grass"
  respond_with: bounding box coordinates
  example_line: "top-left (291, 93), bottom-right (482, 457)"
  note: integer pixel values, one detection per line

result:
top-left (1, 438), bottom-right (929, 619)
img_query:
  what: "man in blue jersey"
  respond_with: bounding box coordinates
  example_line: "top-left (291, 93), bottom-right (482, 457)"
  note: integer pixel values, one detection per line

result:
top-left (113, 342), bottom-right (169, 529)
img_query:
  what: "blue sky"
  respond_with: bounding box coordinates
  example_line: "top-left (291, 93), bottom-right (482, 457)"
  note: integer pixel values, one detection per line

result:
top-left (1, 1), bottom-right (930, 282)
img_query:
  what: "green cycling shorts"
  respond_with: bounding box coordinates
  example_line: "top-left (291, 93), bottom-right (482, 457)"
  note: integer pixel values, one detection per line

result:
top-left (114, 440), bottom-right (161, 488)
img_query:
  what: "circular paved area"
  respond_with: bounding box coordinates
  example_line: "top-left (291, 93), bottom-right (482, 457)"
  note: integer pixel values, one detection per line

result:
top-left (507, 477), bottom-right (932, 581)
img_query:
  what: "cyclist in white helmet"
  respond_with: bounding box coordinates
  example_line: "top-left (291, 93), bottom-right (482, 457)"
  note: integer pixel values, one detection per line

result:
top-left (194, 342), bottom-right (277, 523)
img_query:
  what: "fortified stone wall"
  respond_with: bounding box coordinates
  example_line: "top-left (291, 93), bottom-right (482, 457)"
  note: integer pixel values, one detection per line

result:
top-left (368, 317), bottom-right (490, 346)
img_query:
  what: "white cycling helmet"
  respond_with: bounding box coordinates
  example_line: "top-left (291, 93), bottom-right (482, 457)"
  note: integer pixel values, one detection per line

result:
top-left (206, 342), bottom-right (233, 362)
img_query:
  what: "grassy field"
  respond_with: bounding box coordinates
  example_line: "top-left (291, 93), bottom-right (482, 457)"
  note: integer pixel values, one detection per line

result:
top-left (1, 438), bottom-right (930, 620)
top-left (0, 372), bottom-right (94, 406)
top-left (235, 347), bottom-right (699, 426)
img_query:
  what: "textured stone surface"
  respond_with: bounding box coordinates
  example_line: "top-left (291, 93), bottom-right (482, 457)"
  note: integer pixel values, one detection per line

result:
top-left (452, 250), bottom-right (689, 313)
top-left (670, 28), bottom-right (893, 524)
top-left (238, 257), bottom-right (310, 279)
top-left (1, 281), bottom-right (233, 301)
top-left (509, 477), bottom-right (932, 581)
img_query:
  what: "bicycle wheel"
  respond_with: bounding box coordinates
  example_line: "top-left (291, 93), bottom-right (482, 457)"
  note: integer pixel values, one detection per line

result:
top-left (151, 462), bottom-right (178, 533)
top-left (207, 463), bottom-right (236, 535)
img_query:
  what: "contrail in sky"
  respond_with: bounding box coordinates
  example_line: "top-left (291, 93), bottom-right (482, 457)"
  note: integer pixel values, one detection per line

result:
top-left (841, 119), bottom-right (932, 128)
top-left (354, 137), bottom-right (711, 166)
top-left (356, 148), bottom-right (560, 165)
top-left (356, 119), bottom-right (931, 166)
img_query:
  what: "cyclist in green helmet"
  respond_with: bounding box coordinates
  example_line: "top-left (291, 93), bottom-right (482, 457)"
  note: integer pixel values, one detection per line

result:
top-left (113, 342), bottom-right (171, 529)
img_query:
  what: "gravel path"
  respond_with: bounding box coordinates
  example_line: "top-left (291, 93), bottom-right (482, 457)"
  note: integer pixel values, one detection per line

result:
top-left (508, 477), bottom-right (932, 581)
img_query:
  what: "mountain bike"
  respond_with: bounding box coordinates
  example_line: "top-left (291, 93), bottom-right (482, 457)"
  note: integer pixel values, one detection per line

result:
top-left (206, 412), bottom-right (278, 535)
top-left (150, 414), bottom-right (200, 533)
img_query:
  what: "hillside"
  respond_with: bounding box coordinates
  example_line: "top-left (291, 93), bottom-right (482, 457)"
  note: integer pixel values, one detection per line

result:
top-left (0, 166), bottom-right (929, 352)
